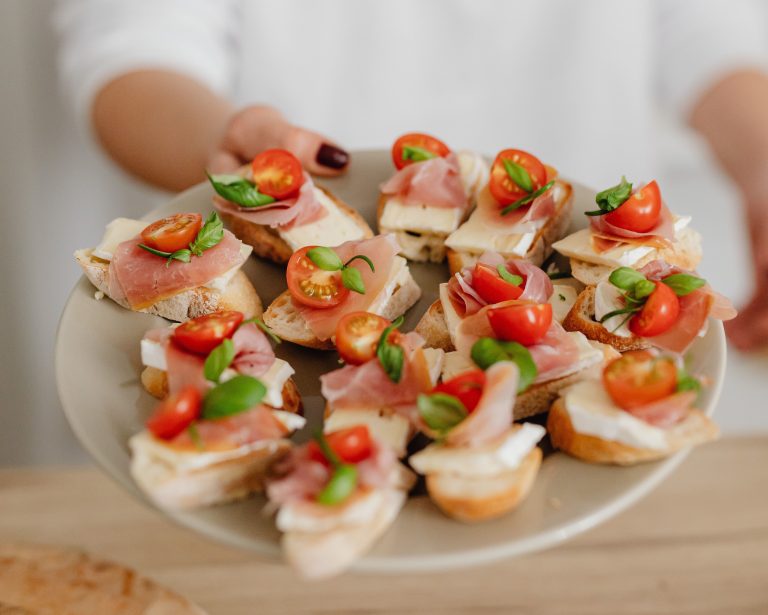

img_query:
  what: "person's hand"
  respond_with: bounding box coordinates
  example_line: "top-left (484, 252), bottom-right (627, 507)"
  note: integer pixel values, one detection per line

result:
top-left (208, 105), bottom-right (349, 176)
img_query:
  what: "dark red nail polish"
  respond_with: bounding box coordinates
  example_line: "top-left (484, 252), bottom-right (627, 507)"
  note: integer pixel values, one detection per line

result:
top-left (316, 143), bottom-right (349, 169)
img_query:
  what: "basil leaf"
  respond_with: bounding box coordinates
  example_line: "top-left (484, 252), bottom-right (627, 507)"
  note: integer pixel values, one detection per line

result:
top-left (203, 338), bottom-right (235, 383)
top-left (417, 393), bottom-right (467, 434)
top-left (662, 273), bottom-right (706, 297)
top-left (187, 423), bottom-right (205, 451)
top-left (341, 267), bottom-right (365, 294)
top-left (189, 212), bottom-right (224, 256)
top-left (609, 267), bottom-right (647, 291)
top-left (586, 176), bottom-right (633, 217)
top-left (202, 375), bottom-right (266, 420)
top-left (377, 316), bottom-right (404, 383)
top-left (470, 338), bottom-right (537, 393)
top-left (497, 264), bottom-right (523, 286)
top-left (502, 158), bottom-right (533, 193)
top-left (313, 430), bottom-right (342, 467)
top-left (500, 180), bottom-right (555, 215)
top-left (242, 317), bottom-right (281, 344)
top-left (307, 246), bottom-right (343, 271)
top-left (402, 145), bottom-right (437, 163)
top-left (344, 254), bottom-right (375, 272)
top-left (138, 244), bottom-right (192, 266)
top-left (633, 279), bottom-right (656, 301)
top-left (316, 464), bottom-right (358, 505)
top-left (598, 306), bottom-right (640, 324)
top-left (676, 373), bottom-right (702, 394)
top-left (207, 172), bottom-right (276, 208)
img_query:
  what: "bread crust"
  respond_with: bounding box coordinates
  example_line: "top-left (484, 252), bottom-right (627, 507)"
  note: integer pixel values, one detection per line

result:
top-left (414, 300), bottom-right (454, 351)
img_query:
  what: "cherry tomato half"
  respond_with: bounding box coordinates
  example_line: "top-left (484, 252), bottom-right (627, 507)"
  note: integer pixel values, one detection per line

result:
top-left (433, 369), bottom-right (486, 413)
top-left (335, 312), bottom-right (391, 365)
top-left (489, 149), bottom-right (548, 206)
top-left (629, 282), bottom-right (680, 338)
top-left (604, 180), bottom-right (662, 233)
top-left (146, 386), bottom-right (202, 440)
top-left (173, 310), bottom-right (244, 355)
top-left (308, 425), bottom-right (373, 465)
top-left (472, 263), bottom-right (525, 304)
top-left (487, 301), bottom-right (553, 346)
top-left (251, 148), bottom-right (304, 200)
top-left (603, 350), bottom-right (678, 411)
top-left (286, 246), bottom-right (349, 309)
top-left (391, 132), bottom-right (451, 170)
top-left (140, 213), bottom-right (202, 253)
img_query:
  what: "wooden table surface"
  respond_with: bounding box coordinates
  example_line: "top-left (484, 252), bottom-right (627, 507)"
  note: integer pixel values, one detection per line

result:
top-left (1, 437), bottom-right (766, 615)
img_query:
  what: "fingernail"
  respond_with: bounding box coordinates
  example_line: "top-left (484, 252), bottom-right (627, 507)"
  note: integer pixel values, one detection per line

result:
top-left (316, 143), bottom-right (349, 169)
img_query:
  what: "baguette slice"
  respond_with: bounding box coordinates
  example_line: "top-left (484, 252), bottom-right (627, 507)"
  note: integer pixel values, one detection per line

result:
top-left (218, 186), bottom-right (373, 264)
top-left (424, 447), bottom-right (542, 523)
top-left (75, 249), bottom-right (262, 322)
top-left (562, 286), bottom-right (650, 352)
top-left (547, 398), bottom-right (719, 465)
top-left (414, 300), bottom-right (454, 351)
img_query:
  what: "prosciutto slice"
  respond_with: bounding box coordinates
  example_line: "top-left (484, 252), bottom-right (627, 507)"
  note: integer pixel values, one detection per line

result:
top-left (170, 405), bottom-right (288, 451)
top-left (380, 154), bottom-right (467, 209)
top-left (590, 203), bottom-right (676, 250)
top-left (475, 186), bottom-right (555, 233)
top-left (230, 323), bottom-right (276, 378)
top-left (213, 173), bottom-right (327, 229)
top-left (444, 361), bottom-right (518, 447)
top-left (626, 391), bottom-right (697, 428)
top-left (109, 230), bottom-right (246, 310)
top-left (297, 234), bottom-right (401, 341)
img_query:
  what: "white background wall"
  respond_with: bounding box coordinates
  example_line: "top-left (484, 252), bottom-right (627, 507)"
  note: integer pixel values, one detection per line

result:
top-left (0, 0), bottom-right (765, 466)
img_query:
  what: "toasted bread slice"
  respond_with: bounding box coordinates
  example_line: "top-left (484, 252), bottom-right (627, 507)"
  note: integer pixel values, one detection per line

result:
top-left (562, 286), bottom-right (650, 352)
top-left (547, 398), bottom-right (719, 465)
top-left (75, 249), bottom-right (262, 322)
top-left (414, 300), bottom-right (454, 351)
top-left (424, 447), bottom-right (542, 523)
top-left (218, 186), bottom-right (373, 265)
top-left (445, 181), bottom-right (573, 275)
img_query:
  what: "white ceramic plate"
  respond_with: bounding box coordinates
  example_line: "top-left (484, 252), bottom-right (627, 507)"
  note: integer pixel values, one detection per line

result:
top-left (56, 150), bottom-right (726, 572)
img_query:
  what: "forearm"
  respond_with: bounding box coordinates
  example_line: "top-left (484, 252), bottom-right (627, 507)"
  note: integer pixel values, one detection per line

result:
top-left (92, 70), bottom-right (234, 192)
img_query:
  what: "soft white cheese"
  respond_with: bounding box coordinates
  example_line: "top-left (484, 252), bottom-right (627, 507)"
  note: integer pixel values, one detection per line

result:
top-left (422, 347), bottom-right (445, 386)
top-left (409, 423), bottom-right (545, 478)
top-left (366, 255), bottom-right (412, 315)
top-left (276, 488), bottom-right (387, 533)
top-left (379, 199), bottom-right (463, 235)
top-left (278, 187), bottom-right (366, 250)
top-left (324, 409), bottom-right (411, 457)
top-left (441, 350), bottom-right (475, 381)
top-left (594, 281), bottom-right (632, 337)
top-left (563, 380), bottom-right (668, 450)
top-left (549, 284), bottom-right (579, 324)
top-left (92, 217), bottom-right (148, 261)
top-left (202, 244), bottom-right (252, 292)
top-left (456, 150), bottom-right (490, 200)
top-left (444, 214), bottom-right (535, 257)
top-left (272, 410), bottom-right (307, 432)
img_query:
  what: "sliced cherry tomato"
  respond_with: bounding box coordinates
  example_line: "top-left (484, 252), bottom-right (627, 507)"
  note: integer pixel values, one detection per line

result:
top-left (335, 312), bottom-right (390, 365)
top-left (433, 369), bottom-right (486, 413)
top-left (173, 310), bottom-right (244, 355)
top-left (251, 148), bottom-right (304, 200)
top-left (140, 213), bottom-right (202, 253)
top-left (487, 300), bottom-right (553, 346)
top-left (603, 350), bottom-right (678, 410)
top-left (286, 246), bottom-right (349, 309)
top-left (146, 386), bottom-right (202, 440)
top-left (391, 132), bottom-right (451, 170)
top-left (604, 180), bottom-right (662, 233)
top-left (629, 282), bottom-right (680, 337)
top-left (308, 425), bottom-right (373, 465)
top-left (489, 149), bottom-right (548, 206)
top-left (472, 263), bottom-right (525, 304)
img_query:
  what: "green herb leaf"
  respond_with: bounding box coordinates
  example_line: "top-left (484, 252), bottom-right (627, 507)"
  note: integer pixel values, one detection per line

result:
top-left (307, 246), bottom-right (343, 271)
top-left (341, 267), bottom-right (365, 294)
top-left (559, 293), bottom-right (566, 301)
top-left (633, 279), bottom-right (656, 301)
top-left (187, 423), bottom-right (205, 451)
top-left (585, 176), bottom-right (633, 216)
top-left (202, 375), bottom-right (266, 420)
top-left (377, 316), bottom-right (404, 383)
top-left (470, 337), bottom-right (537, 393)
top-left (598, 306), bottom-right (640, 324)
top-left (497, 264), bottom-right (524, 286)
top-left (676, 373), bottom-right (702, 394)
top-left (344, 254), bottom-right (375, 272)
top-left (138, 244), bottom-right (192, 266)
top-left (242, 317), bottom-right (281, 344)
top-left (189, 212), bottom-right (224, 256)
top-left (401, 145), bottom-right (437, 163)
top-left (207, 172), bottom-right (276, 208)
top-left (500, 180), bottom-right (555, 215)
top-left (313, 430), bottom-right (342, 467)
top-left (662, 273), bottom-right (706, 297)
top-left (316, 464), bottom-right (358, 505)
top-left (502, 158), bottom-right (533, 193)
top-left (417, 393), bottom-right (468, 434)
top-left (203, 338), bottom-right (235, 383)
top-left (609, 267), bottom-right (647, 291)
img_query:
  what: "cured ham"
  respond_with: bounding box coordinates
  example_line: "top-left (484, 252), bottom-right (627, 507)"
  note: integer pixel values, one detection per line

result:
top-left (447, 271), bottom-right (486, 318)
top-left (625, 391), bottom-right (697, 428)
top-left (380, 154), bottom-right (467, 209)
top-left (214, 173), bottom-right (327, 229)
top-left (109, 230), bottom-right (246, 310)
top-left (476, 186), bottom-right (555, 232)
top-left (590, 203), bottom-right (676, 252)
top-left (297, 234), bottom-right (401, 341)
top-left (230, 323), bottom-right (277, 378)
top-left (444, 362), bottom-right (518, 447)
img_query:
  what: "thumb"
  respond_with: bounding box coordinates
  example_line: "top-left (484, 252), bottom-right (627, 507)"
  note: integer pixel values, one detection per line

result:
top-left (282, 124), bottom-right (350, 177)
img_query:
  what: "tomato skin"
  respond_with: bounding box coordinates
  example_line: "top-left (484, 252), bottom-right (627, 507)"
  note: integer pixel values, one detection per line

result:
top-left (433, 370), bottom-right (486, 413)
top-left (308, 426), bottom-right (373, 465)
top-left (140, 213), bottom-right (202, 253)
top-left (286, 246), bottom-right (349, 309)
top-left (603, 350), bottom-right (678, 410)
top-left (335, 312), bottom-right (390, 365)
top-left (488, 149), bottom-right (548, 206)
top-left (629, 282), bottom-right (680, 337)
top-left (173, 310), bottom-right (244, 355)
top-left (487, 301), bottom-right (553, 346)
top-left (391, 133), bottom-right (451, 170)
top-left (472, 263), bottom-right (524, 304)
top-left (251, 149), bottom-right (304, 200)
top-left (146, 386), bottom-right (202, 440)
top-left (604, 180), bottom-right (662, 233)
